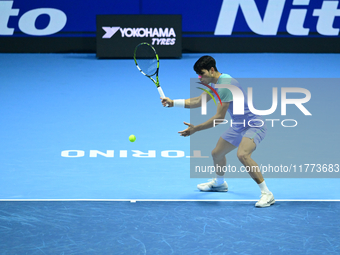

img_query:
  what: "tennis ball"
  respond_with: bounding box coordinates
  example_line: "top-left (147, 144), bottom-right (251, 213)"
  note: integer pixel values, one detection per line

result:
top-left (129, 135), bottom-right (136, 142)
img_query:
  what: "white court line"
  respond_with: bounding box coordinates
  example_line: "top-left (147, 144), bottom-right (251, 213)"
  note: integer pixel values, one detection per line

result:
top-left (0, 199), bottom-right (340, 202)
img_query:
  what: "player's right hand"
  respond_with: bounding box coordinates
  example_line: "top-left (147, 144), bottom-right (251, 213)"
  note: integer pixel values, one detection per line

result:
top-left (161, 97), bottom-right (173, 107)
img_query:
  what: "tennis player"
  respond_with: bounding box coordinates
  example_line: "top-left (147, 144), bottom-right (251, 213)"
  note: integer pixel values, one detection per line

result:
top-left (161, 56), bottom-right (275, 207)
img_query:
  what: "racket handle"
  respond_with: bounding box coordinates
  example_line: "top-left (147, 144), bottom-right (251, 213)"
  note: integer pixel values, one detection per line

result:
top-left (158, 87), bottom-right (169, 107)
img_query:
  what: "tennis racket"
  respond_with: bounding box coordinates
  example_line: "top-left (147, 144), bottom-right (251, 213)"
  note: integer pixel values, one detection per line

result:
top-left (134, 42), bottom-right (168, 106)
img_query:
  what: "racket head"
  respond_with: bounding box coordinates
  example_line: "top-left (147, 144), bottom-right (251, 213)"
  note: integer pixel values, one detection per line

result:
top-left (134, 42), bottom-right (159, 77)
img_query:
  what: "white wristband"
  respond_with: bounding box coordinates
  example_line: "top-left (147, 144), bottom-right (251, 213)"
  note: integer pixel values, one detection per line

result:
top-left (173, 99), bottom-right (185, 108)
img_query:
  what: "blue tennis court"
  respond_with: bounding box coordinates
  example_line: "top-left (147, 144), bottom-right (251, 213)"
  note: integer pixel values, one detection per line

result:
top-left (1, 53), bottom-right (340, 254)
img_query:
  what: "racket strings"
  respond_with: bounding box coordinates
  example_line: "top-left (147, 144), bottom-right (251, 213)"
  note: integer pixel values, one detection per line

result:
top-left (135, 44), bottom-right (158, 76)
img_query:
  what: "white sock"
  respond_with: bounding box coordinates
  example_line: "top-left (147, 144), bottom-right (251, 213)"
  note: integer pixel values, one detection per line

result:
top-left (258, 181), bottom-right (270, 193)
top-left (215, 175), bottom-right (225, 185)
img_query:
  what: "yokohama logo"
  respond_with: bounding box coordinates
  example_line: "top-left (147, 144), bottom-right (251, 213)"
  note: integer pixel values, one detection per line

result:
top-left (102, 27), bottom-right (177, 39)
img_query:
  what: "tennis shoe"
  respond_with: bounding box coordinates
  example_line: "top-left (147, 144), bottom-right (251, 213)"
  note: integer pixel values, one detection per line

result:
top-left (255, 192), bottom-right (275, 207)
top-left (197, 178), bottom-right (228, 192)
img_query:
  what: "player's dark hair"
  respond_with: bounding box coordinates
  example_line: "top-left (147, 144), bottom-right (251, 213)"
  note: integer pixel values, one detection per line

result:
top-left (194, 55), bottom-right (218, 74)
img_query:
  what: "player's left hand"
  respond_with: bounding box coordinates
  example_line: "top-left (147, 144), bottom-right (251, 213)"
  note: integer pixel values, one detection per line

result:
top-left (178, 122), bottom-right (196, 137)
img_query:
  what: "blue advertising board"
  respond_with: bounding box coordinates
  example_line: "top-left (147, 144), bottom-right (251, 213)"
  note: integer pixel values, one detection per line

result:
top-left (1, 0), bottom-right (339, 53)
